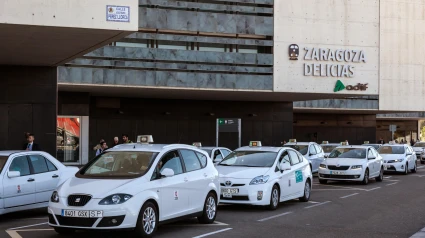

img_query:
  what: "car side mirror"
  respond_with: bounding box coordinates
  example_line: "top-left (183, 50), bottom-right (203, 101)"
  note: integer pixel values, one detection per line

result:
top-left (280, 162), bottom-right (291, 172)
top-left (368, 156), bottom-right (376, 160)
top-left (407, 152), bottom-right (413, 155)
top-left (160, 168), bottom-right (175, 178)
top-left (7, 171), bottom-right (20, 178)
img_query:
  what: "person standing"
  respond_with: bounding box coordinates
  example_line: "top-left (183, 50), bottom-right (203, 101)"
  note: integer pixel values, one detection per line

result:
top-left (23, 133), bottom-right (41, 151)
top-left (96, 142), bottom-right (107, 156)
top-left (112, 137), bottom-right (119, 147)
top-left (122, 134), bottom-right (133, 143)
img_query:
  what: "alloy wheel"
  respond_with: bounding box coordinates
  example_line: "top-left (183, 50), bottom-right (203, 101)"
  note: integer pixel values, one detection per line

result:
top-left (206, 196), bottom-right (216, 220)
top-left (142, 207), bottom-right (156, 234)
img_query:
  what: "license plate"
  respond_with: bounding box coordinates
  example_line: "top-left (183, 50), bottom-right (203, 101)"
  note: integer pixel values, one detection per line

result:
top-left (330, 171), bottom-right (345, 175)
top-left (62, 210), bottom-right (103, 218)
top-left (384, 165), bottom-right (388, 170)
top-left (221, 188), bottom-right (239, 194)
top-left (223, 193), bottom-right (232, 198)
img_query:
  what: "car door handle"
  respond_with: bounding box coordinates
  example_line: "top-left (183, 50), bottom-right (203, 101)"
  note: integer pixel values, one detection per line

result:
top-left (27, 178), bottom-right (35, 182)
top-left (52, 174), bottom-right (59, 178)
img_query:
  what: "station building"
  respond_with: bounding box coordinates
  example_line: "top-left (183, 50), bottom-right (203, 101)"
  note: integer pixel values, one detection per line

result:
top-left (1, 0), bottom-right (425, 165)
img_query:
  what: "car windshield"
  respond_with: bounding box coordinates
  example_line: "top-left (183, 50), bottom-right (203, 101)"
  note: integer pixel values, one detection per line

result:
top-left (0, 156), bottom-right (8, 174)
top-left (322, 146), bottom-right (337, 153)
top-left (378, 146), bottom-right (405, 154)
top-left (80, 151), bottom-right (159, 178)
top-left (329, 148), bottom-right (366, 159)
top-left (283, 145), bottom-right (308, 155)
top-left (414, 143), bottom-right (425, 147)
top-left (219, 151), bottom-right (277, 167)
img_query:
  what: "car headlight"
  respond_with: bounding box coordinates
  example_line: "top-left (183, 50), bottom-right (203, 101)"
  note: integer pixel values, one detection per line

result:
top-left (51, 191), bottom-right (59, 203)
top-left (319, 164), bottom-right (327, 169)
top-left (99, 194), bottom-right (133, 205)
top-left (249, 175), bottom-right (270, 185)
top-left (351, 165), bottom-right (362, 170)
top-left (394, 158), bottom-right (404, 162)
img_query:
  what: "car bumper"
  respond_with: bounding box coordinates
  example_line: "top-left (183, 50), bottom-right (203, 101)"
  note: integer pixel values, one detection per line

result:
top-left (384, 162), bottom-right (406, 172)
top-left (219, 183), bottom-right (272, 206)
top-left (48, 199), bottom-right (139, 230)
top-left (318, 168), bottom-right (364, 181)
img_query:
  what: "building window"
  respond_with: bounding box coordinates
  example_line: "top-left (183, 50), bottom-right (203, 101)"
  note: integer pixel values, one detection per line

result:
top-left (198, 43), bottom-right (227, 52)
top-left (116, 41), bottom-right (148, 48)
top-left (238, 45), bottom-right (258, 54)
top-left (57, 117), bottom-right (81, 164)
top-left (157, 40), bottom-right (190, 50)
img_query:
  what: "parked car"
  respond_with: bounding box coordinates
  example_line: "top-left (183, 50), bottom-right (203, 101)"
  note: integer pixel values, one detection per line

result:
top-left (283, 140), bottom-right (325, 173)
top-left (48, 136), bottom-right (220, 237)
top-left (0, 151), bottom-right (78, 215)
top-left (192, 142), bottom-right (232, 165)
top-left (378, 144), bottom-right (417, 174)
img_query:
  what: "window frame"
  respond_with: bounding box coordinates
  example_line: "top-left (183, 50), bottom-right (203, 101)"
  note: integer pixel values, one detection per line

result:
top-left (28, 154), bottom-right (50, 175)
top-left (9, 156), bottom-right (32, 177)
top-left (220, 149), bottom-right (231, 158)
top-left (195, 151), bottom-right (208, 168)
top-left (151, 150), bottom-right (185, 181)
top-left (309, 145), bottom-right (317, 155)
top-left (288, 150), bottom-right (301, 165)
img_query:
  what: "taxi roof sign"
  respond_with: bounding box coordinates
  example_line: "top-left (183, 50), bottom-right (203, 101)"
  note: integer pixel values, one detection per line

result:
top-left (364, 141), bottom-right (370, 144)
top-left (192, 142), bottom-right (202, 147)
top-left (137, 135), bottom-right (153, 144)
top-left (389, 141), bottom-right (396, 145)
top-left (289, 139), bottom-right (297, 143)
top-left (341, 142), bottom-right (349, 146)
top-left (249, 141), bottom-right (262, 147)
top-left (322, 141), bottom-right (329, 144)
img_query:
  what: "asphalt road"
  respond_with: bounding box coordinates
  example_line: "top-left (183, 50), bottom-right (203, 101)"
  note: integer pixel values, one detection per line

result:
top-left (2, 165), bottom-right (425, 238)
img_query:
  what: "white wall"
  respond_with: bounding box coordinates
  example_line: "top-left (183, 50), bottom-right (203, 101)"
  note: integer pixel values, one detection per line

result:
top-left (0, 0), bottom-right (138, 31)
top-left (274, 0), bottom-right (379, 95)
top-left (380, 0), bottom-right (425, 111)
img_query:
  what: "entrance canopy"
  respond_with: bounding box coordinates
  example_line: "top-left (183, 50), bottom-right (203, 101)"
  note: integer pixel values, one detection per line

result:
top-left (0, 0), bottom-right (138, 66)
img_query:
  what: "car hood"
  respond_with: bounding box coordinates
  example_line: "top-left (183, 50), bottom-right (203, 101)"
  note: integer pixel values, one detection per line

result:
top-left (381, 154), bottom-right (404, 160)
top-left (216, 166), bottom-right (271, 179)
top-left (57, 176), bottom-right (141, 198)
top-left (324, 158), bottom-right (366, 166)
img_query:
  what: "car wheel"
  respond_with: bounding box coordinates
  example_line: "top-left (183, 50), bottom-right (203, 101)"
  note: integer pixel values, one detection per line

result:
top-left (361, 169), bottom-right (369, 185)
top-left (375, 167), bottom-right (384, 182)
top-left (268, 185), bottom-right (280, 210)
top-left (319, 179), bottom-right (327, 184)
top-left (197, 192), bottom-right (217, 224)
top-left (299, 180), bottom-right (311, 202)
top-left (411, 162), bottom-right (417, 173)
top-left (134, 201), bottom-right (158, 237)
top-left (403, 163), bottom-right (408, 175)
top-left (53, 227), bottom-right (75, 235)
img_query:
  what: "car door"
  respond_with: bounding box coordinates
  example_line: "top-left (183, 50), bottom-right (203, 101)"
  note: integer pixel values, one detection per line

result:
top-left (287, 150), bottom-right (305, 197)
top-left (28, 154), bottom-right (60, 203)
top-left (407, 146), bottom-right (415, 169)
top-left (276, 150), bottom-right (294, 199)
top-left (314, 144), bottom-right (325, 169)
top-left (308, 144), bottom-right (319, 172)
top-left (152, 150), bottom-right (189, 221)
top-left (180, 149), bottom-right (206, 213)
top-left (3, 155), bottom-right (36, 208)
top-left (367, 149), bottom-right (377, 176)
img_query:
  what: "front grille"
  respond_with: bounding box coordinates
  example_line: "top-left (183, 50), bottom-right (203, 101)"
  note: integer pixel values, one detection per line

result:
top-left (220, 183), bottom-right (245, 187)
top-left (327, 165), bottom-right (350, 170)
top-left (386, 166), bottom-right (396, 171)
top-left (56, 216), bottom-right (97, 227)
top-left (48, 214), bottom-right (57, 225)
top-left (220, 195), bottom-right (249, 201)
top-left (320, 174), bottom-right (358, 179)
top-left (67, 194), bottom-right (92, 207)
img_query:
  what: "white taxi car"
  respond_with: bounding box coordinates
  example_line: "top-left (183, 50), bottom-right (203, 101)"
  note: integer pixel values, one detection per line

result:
top-left (318, 145), bottom-right (384, 185)
top-left (378, 144), bottom-right (417, 174)
top-left (320, 141), bottom-right (340, 158)
top-left (48, 136), bottom-right (220, 237)
top-left (283, 140), bottom-right (325, 173)
top-left (216, 141), bottom-right (312, 210)
top-left (192, 143), bottom-right (232, 165)
top-left (412, 142), bottom-right (425, 164)
top-left (0, 151), bottom-right (78, 215)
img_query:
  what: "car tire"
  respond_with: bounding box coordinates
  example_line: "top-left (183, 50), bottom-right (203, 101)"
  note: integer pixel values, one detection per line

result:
top-left (361, 169), bottom-right (369, 185)
top-left (299, 180), bottom-right (311, 202)
top-left (134, 201), bottom-right (158, 238)
top-left (411, 162), bottom-right (417, 173)
top-left (197, 192), bottom-right (217, 224)
top-left (375, 167), bottom-right (384, 182)
top-left (268, 185), bottom-right (280, 210)
top-left (53, 227), bottom-right (75, 235)
top-left (403, 163), bottom-right (408, 175)
top-left (319, 179), bottom-right (327, 184)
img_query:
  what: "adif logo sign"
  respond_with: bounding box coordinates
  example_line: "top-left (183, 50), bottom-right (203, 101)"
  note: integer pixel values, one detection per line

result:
top-left (334, 80), bottom-right (368, 92)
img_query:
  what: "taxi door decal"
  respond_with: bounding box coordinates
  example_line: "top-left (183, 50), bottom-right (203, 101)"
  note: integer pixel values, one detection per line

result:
top-left (295, 170), bottom-right (303, 183)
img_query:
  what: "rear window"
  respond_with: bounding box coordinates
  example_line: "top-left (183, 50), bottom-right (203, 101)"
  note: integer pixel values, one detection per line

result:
top-left (378, 146), bottom-right (405, 154)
